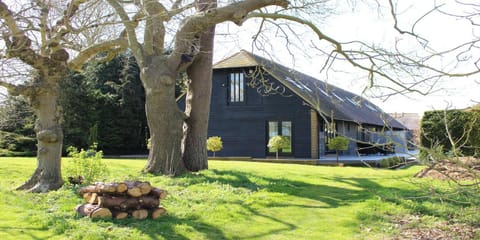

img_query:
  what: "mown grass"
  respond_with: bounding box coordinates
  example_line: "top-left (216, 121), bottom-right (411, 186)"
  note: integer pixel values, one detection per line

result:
top-left (0, 157), bottom-right (478, 239)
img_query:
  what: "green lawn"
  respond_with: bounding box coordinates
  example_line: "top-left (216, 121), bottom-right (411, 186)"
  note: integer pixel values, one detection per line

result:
top-left (0, 158), bottom-right (478, 240)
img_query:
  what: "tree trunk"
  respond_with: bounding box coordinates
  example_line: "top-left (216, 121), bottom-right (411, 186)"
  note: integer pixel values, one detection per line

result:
top-left (183, 0), bottom-right (217, 172)
top-left (142, 58), bottom-right (187, 176)
top-left (17, 87), bottom-right (63, 192)
top-left (336, 150), bottom-right (339, 165)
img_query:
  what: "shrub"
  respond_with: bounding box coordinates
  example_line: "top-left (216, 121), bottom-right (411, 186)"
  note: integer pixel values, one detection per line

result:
top-left (267, 136), bottom-right (290, 159)
top-left (0, 130), bottom-right (36, 156)
top-left (418, 144), bottom-right (448, 163)
top-left (327, 136), bottom-right (349, 165)
top-left (207, 136), bottom-right (223, 157)
top-left (420, 109), bottom-right (480, 159)
top-left (64, 144), bottom-right (108, 184)
top-left (379, 156), bottom-right (404, 168)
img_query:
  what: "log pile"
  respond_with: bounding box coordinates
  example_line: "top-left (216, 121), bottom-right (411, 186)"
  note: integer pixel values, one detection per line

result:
top-left (75, 181), bottom-right (167, 220)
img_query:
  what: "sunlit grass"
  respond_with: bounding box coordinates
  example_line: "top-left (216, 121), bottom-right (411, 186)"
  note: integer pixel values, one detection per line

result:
top-left (0, 157), bottom-right (473, 239)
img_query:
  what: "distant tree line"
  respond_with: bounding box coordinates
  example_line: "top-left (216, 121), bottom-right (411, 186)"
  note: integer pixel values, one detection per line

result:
top-left (420, 107), bottom-right (480, 159)
top-left (0, 54), bottom-right (149, 156)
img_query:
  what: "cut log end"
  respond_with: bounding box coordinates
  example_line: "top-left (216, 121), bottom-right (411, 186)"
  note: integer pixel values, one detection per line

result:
top-left (150, 187), bottom-right (168, 199)
top-left (127, 187), bottom-right (142, 197)
top-left (150, 207), bottom-right (167, 219)
top-left (131, 209), bottom-right (149, 220)
top-left (112, 211), bottom-right (129, 220)
top-left (90, 208), bottom-right (112, 219)
top-left (116, 182), bottom-right (128, 193)
top-left (75, 203), bottom-right (112, 219)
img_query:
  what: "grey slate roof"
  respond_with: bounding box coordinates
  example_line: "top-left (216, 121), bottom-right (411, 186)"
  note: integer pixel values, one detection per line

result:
top-left (214, 50), bottom-right (406, 129)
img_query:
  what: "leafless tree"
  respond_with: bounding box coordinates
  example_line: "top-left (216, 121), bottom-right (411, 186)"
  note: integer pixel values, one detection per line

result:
top-left (0, 0), bottom-right (126, 192)
top-left (106, 0), bottom-right (290, 175)
top-left (2, 0), bottom-right (478, 188)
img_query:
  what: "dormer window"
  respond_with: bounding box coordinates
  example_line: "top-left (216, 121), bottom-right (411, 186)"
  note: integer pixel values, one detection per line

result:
top-left (229, 72), bottom-right (244, 103)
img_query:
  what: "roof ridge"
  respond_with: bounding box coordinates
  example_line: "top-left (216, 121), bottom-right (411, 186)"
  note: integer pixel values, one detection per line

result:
top-left (213, 50), bottom-right (259, 68)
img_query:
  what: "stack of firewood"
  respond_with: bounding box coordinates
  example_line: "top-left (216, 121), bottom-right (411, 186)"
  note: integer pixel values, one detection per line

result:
top-left (74, 181), bottom-right (167, 220)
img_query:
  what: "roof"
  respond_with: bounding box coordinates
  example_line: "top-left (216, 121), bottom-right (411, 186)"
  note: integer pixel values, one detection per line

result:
top-left (214, 50), bottom-right (406, 129)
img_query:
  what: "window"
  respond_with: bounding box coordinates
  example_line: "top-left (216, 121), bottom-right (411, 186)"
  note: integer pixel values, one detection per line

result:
top-left (267, 121), bottom-right (292, 154)
top-left (325, 122), bottom-right (336, 147)
top-left (229, 72), bottom-right (244, 103)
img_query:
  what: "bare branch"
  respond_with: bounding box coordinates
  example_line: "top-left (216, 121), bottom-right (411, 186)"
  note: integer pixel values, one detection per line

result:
top-left (171, 0), bottom-right (183, 10)
top-left (48, 0), bottom-right (87, 47)
top-left (106, 0), bottom-right (143, 62)
top-left (143, 0), bottom-right (168, 55)
top-left (68, 38), bottom-right (128, 70)
top-left (0, 1), bottom-right (45, 69)
top-left (169, 0), bottom-right (289, 69)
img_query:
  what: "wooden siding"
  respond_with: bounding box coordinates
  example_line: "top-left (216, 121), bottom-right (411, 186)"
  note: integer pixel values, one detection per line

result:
top-left (310, 110), bottom-right (319, 159)
top-left (207, 68), bottom-right (312, 158)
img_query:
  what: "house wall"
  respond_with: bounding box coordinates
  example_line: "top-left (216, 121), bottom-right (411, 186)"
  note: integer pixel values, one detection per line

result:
top-left (206, 68), bottom-right (312, 158)
top-left (319, 119), bottom-right (358, 156)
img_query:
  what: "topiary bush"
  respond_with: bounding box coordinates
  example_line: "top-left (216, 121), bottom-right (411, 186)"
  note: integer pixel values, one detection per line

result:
top-left (207, 136), bottom-right (223, 157)
top-left (327, 136), bottom-right (349, 165)
top-left (268, 135), bottom-right (291, 159)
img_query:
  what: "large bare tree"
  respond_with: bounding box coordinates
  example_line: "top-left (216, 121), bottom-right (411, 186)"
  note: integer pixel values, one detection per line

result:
top-left (107, 0), bottom-right (290, 175)
top-left (0, 0), bottom-right (126, 192)
top-left (108, 0), bottom-right (479, 175)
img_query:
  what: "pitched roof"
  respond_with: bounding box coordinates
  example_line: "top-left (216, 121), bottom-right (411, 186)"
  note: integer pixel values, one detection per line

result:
top-left (214, 50), bottom-right (405, 129)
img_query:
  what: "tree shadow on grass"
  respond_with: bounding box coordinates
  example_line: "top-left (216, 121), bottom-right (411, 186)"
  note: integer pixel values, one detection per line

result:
top-left (107, 169), bottom-right (454, 239)
top-left (0, 226), bottom-right (54, 240)
top-left (181, 169), bottom-right (391, 208)
top-left (112, 214), bottom-right (227, 240)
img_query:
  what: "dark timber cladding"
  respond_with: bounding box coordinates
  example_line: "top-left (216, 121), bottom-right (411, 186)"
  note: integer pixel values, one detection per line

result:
top-left (206, 66), bottom-right (312, 158)
top-left (178, 50), bottom-right (406, 158)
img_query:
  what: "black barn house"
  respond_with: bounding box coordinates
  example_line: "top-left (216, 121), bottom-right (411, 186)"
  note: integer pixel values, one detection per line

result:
top-left (181, 50), bottom-right (407, 158)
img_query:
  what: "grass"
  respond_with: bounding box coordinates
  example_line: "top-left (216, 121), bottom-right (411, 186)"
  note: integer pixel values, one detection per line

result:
top-left (0, 157), bottom-right (478, 239)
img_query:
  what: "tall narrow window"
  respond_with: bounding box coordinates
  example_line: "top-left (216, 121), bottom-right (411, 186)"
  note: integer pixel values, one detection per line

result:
top-left (267, 121), bottom-right (292, 155)
top-left (281, 121), bottom-right (292, 153)
top-left (229, 72), bottom-right (244, 103)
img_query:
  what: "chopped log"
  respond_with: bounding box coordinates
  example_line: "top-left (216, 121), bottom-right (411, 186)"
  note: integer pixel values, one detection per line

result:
top-left (131, 209), bottom-right (148, 220)
top-left (88, 193), bottom-right (99, 204)
top-left (90, 208), bottom-right (112, 219)
top-left (125, 181), bottom-right (141, 197)
top-left (97, 195), bottom-right (126, 209)
top-left (75, 203), bottom-right (112, 219)
top-left (149, 187), bottom-right (167, 199)
top-left (138, 181), bottom-right (152, 195)
top-left (111, 210), bottom-right (128, 220)
top-left (137, 196), bottom-right (160, 209)
top-left (98, 183), bottom-right (116, 193)
top-left (77, 185), bottom-right (100, 195)
top-left (120, 198), bottom-right (139, 210)
top-left (98, 195), bottom-right (160, 210)
top-left (77, 182), bottom-right (131, 195)
top-left (82, 192), bottom-right (92, 202)
top-left (150, 207), bottom-right (167, 219)
top-left (127, 187), bottom-right (142, 197)
top-left (116, 182), bottom-right (128, 193)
